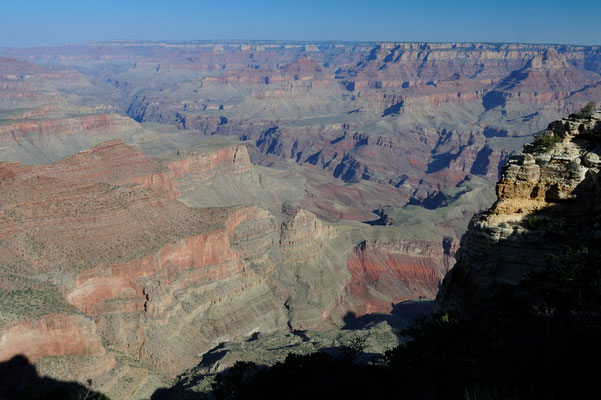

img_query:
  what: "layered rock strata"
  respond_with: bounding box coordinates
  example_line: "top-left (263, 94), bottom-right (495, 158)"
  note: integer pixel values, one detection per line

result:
top-left (437, 111), bottom-right (601, 308)
top-left (0, 141), bottom-right (277, 394)
top-left (0, 138), bottom-right (456, 398)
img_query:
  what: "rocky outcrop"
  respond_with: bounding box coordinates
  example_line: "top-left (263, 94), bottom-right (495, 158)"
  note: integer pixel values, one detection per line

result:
top-left (0, 56), bottom-right (89, 111)
top-left (0, 140), bottom-right (286, 394)
top-left (64, 206), bottom-right (286, 376)
top-left (203, 55), bottom-right (334, 88)
top-left (482, 48), bottom-right (600, 108)
top-left (7, 43), bottom-right (601, 192)
top-left (0, 55), bottom-right (150, 165)
top-left (86, 41), bottom-right (599, 204)
top-left (4, 42), bottom-right (600, 398)
top-left (437, 110), bottom-right (601, 308)
top-left (346, 240), bottom-right (453, 314)
top-left (279, 204), bottom-right (336, 246)
top-left (164, 144), bottom-right (252, 180)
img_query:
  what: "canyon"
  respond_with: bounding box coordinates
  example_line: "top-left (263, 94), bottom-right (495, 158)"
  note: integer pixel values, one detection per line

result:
top-left (0, 41), bottom-right (600, 398)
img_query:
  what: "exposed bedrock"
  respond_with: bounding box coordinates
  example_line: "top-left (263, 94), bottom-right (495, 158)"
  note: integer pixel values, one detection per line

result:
top-left (164, 144), bottom-right (252, 179)
top-left (115, 42), bottom-right (601, 200)
top-left (66, 206), bottom-right (286, 376)
top-left (346, 239), bottom-right (455, 315)
top-left (0, 314), bottom-right (108, 361)
top-left (437, 111), bottom-right (601, 309)
top-left (3, 43), bottom-right (600, 397)
top-left (0, 138), bottom-right (459, 398)
top-left (0, 141), bottom-right (274, 390)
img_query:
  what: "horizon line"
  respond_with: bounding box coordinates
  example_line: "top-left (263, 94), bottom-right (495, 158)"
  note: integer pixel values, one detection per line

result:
top-left (1, 38), bottom-right (600, 49)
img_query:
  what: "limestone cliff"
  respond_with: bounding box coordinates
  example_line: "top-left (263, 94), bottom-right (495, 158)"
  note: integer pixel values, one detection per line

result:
top-left (437, 109), bottom-right (601, 308)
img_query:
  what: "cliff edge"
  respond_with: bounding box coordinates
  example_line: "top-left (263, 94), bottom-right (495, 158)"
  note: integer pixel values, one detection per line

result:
top-left (437, 105), bottom-right (601, 309)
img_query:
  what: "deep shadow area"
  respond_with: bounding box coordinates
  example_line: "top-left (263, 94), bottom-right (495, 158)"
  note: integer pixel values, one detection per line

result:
top-left (481, 90), bottom-right (506, 110)
top-left (382, 102), bottom-right (403, 116)
top-left (426, 146), bottom-right (467, 173)
top-left (482, 127), bottom-right (509, 138)
top-left (0, 355), bottom-right (108, 400)
top-left (197, 240), bottom-right (601, 399)
top-left (152, 381), bottom-right (214, 400)
top-left (342, 300), bottom-right (433, 331)
top-left (469, 145), bottom-right (493, 175)
top-left (391, 299), bottom-right (434, 319)
top-left (362, 208), bottom-right (394, 226)
top-left (406, 190), bottom-right (452, 209)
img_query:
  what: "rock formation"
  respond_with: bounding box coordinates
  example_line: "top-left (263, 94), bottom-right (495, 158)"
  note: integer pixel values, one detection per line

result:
top-left (1, 41), bottom-right (600, 398)
top-left (437, 109), bottom-right (601, 308)
top-left (0, 139), bottom-right (456, 398)
top-left (7, 42), bottom-right (601, 198)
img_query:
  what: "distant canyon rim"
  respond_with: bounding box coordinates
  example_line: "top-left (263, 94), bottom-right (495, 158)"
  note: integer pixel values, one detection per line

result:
top-left (0, 40), bottom-right (600, 398)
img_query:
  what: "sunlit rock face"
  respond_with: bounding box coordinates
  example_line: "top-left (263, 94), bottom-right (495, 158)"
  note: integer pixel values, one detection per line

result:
top-left (0, 140), bottom-right (277, 392)
top-left (437, 111), bottom-right (601, 309)
top-left (0, 138), bottom-right (459, 398)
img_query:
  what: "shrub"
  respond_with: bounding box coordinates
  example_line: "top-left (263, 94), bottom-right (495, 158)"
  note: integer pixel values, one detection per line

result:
top-left (524, 215), bottom-right (539, 229)
top-left (533, 130), bottom-right (561, 151)
top-left (579, 102), bottom-right (596, 119)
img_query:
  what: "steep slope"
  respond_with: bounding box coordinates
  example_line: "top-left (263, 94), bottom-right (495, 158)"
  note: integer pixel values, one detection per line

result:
top-left (481, 48), bottom-right (600, 110)
top-left (0, 56), bottom-right (155, 165)
top-left (437, 109), bottom-right (601, 308)
top-left (0, 138), bottom-right (461, 398)
top-left (3, 42), bottom-right (600, 398)
top-left (104, 42), bottom-right (600, 200)
top-left (0, 140), bottom-right (280, 395)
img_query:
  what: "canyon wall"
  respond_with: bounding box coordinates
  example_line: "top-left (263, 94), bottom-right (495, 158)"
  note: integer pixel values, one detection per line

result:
top-left (1, 42), bottom-right (600, 398)
top-left (0, 139), bottom-right (453, 398)
top-left (437, 110), bottom-right (601, 308)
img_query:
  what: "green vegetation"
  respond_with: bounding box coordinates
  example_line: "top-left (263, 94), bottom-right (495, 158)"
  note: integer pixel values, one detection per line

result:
top-left (579, 102), bottom-right (596, 119)
top-left (569, 101), bottom-right (596, 120)
top-left (0, 277), bottom-right (78, 325)
top-left (526, 215), bottom-right (538, 229)
top-left (210, 245), bottom-right (601, 400)
top-left (521, 215), bottom-right (547, 230)
top-left (532, 130), bottom-right (561, 151)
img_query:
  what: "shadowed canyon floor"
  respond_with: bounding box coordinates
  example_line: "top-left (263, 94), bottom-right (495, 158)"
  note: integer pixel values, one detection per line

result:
top-left (0, 41), bottom-right (600, 398)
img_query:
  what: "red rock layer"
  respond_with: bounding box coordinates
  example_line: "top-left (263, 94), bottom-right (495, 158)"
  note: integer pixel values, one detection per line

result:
top-left (0, 140), bottom-right (214, 278)
top-left (487, 49), bottom-right (599, 105)
top-left (204, 55), bottom-right (334, 87)
top-left (0, 140), bottom-right (285, 381)
top-left (0, 114), bottom-right (139, 143)
top-left (67, 208), bottom-right (253, 317)
top-left (165, 144), bottom-right (252, 180)
top-left (346, 240), bottom-right (452, 314)
top-left (0, 314), bottom-right (107, 360)
top-left (0, 57), bottom-right (88, 108)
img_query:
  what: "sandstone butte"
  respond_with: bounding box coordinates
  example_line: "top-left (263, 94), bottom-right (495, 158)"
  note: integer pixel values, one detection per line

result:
top-left (437, 110), bottom-right (601, 308)
top-left (0, 139), bottom-right (452, 398)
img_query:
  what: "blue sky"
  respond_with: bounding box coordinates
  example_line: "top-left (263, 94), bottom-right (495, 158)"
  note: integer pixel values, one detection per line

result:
top-left (2, 0), bottom-right (600, 46)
